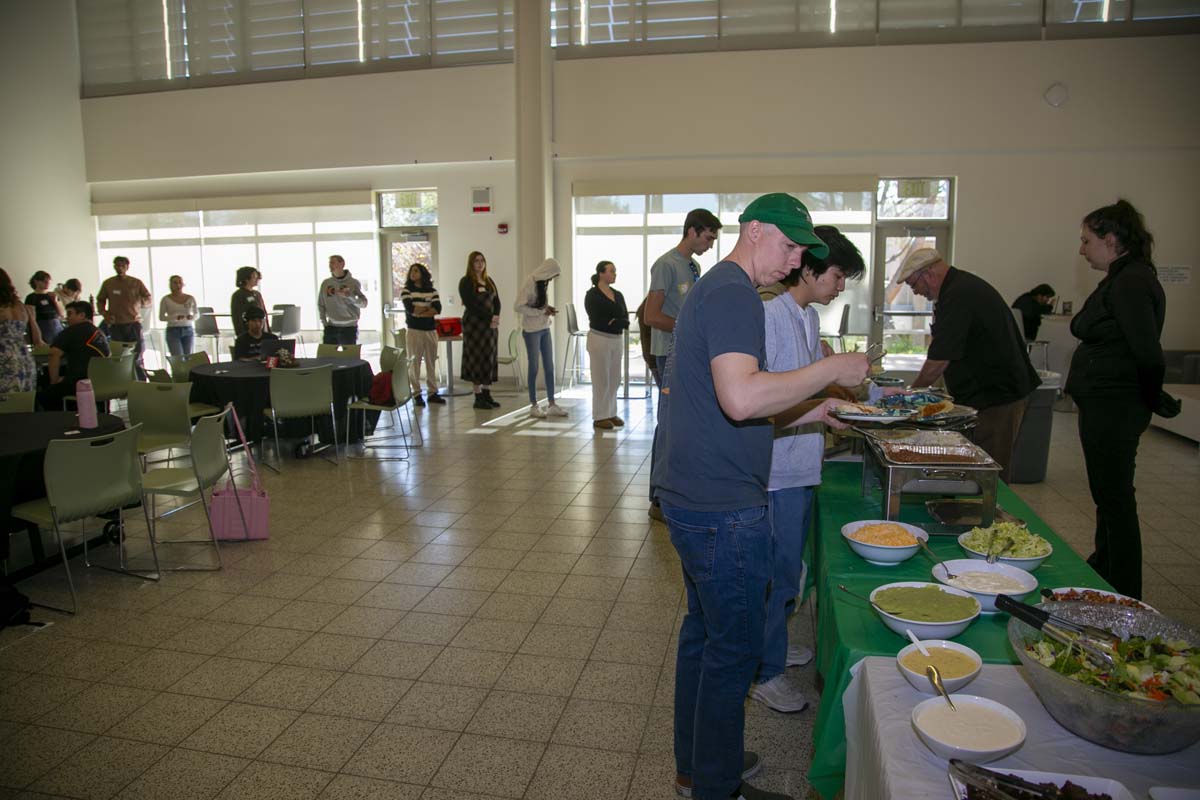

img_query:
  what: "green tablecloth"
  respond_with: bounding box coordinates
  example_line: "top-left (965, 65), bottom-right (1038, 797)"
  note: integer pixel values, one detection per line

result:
top-left (805, 461), bottom-right (1110, 800)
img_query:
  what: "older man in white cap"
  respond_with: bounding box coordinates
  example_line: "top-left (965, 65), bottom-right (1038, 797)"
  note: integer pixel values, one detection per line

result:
top-left (895, 248), bottom-right (1039, 480)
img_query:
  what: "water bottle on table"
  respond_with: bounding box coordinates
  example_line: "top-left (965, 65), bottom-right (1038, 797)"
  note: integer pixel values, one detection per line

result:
top-left (76, 379), bottom-right (98, 429)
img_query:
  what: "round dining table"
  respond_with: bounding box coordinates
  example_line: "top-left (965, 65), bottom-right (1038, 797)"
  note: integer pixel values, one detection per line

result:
top-left (188, 357), bottom-right (374, 445)
top-left (0, 411), bottom-right (124, 562)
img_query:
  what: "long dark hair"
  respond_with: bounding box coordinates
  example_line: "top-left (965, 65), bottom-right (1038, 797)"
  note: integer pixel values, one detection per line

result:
top-left (1083, 199), bottom-right (1155, 267)
top-left (0, 268), bottom-right (19, 306)
top-left (591, 261), bottom-right (614, 288)
top-left (533, 280), bottom-right (549, 309)
top-left (405, 263), bottom-right (433, 292)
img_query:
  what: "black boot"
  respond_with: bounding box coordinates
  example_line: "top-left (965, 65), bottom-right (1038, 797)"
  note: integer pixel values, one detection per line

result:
top-left (413, 392), bottom-right (425, 407)
top-left (482, 388), bottom-right (501, 408)
top-left (473, 392), bottom-right (492, 410)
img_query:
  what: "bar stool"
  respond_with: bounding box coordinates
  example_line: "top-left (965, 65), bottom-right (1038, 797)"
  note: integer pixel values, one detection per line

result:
top-left (560, 303), bottom-right (589, 389)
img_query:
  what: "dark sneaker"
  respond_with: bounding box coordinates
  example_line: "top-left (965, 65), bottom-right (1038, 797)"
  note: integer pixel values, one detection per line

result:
top-left (427, 392), bottom-right (447, 405)
top-left (675, 752), bottom-right (762, 798)
top-left (413, 393), bottom-right (426, 407)
top-left (473, 394), bottom-right (492, 410)
top-left (734, 784), bottom-right (793, 800)
top-left (649, 503), bottom-right (665, 522)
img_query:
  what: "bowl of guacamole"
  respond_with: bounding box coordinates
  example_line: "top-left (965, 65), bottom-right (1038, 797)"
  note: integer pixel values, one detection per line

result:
top-left (869, 581), bottom-right (981, 640)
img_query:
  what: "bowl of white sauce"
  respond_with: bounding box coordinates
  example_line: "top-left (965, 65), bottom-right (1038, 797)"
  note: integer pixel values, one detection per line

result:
top-left (931, 559), bottom-right (1038, 613)
top-left (911, 694), bottom-right (1026, 763)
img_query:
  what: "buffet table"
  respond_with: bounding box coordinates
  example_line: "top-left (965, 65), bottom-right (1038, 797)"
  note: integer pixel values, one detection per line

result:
top-left (807, 461), bottom-right (1112, 799)
top-left (844, 657), bottom-right (1200, 799)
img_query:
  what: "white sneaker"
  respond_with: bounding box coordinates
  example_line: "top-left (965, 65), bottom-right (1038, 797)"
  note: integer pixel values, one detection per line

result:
top-left (545, 403), bottom-right (568, 417)
top-left (748, 674), bottom-right (812, 713)
top-left (529, 404), bottom-right (547, 419)
top-left (787, 644), bottom-right (814, 667)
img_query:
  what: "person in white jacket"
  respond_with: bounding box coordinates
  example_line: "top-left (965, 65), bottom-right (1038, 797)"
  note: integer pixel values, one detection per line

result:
top-left (514, 258), bottom-right (567, 418)
top-left (317, 255), bottom-right (368, 345)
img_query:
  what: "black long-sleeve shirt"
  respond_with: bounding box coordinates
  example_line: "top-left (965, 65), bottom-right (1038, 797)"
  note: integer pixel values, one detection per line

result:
top-left (1011, 292), bottom-right (1054, 340)
top-left (584, 286), bottom-right (629, 335)
top-left (458, 276), bottom-right (500, 320)
top-left (1066, 254), bottom-right (1166, 408)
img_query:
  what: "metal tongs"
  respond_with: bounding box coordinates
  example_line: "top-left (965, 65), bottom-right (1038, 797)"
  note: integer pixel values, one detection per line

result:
top-left (949, 759), bottom-right (1059, 800)
top-left (864, 342), bottom-right (886, 365)
top-left (995, 594), bottom-right (1117, 669)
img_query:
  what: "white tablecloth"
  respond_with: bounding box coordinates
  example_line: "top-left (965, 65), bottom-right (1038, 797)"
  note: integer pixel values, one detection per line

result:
top-left (843, 656), bottom-right (1200, 800)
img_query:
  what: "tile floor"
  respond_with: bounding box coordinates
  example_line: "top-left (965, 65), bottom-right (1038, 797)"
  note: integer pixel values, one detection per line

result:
top-left (2, 386), bottom-right (1198, 800)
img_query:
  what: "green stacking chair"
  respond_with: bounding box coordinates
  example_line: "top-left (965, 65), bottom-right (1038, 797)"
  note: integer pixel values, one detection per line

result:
top-left (64, 352), bottom-right (135, 414)
top-left (346, 359), bottom-right (422, 460)
top-left (316, 343), bottom-right (361, 359)
top-left (108, 340), bottom-right (136, 358)
top-left (128, 381), bottom-right (193, 464)
top-left (497, 329), bottom-right (523, 390)
top-left (263, 364), bottom-right (337, 471)
top-left (11, 424), bottom-right (159, 614)
top-left (0, 391), bottom-right (34, 413)
top-left (142, 408), bottom-right (241, 571)
top-left (169, 352), bottom-right (222, 419)
top-left (379, 344), bottom-right (402, 373)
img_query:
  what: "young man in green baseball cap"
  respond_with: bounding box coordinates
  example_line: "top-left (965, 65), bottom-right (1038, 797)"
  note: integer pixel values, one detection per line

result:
top-left (658, 193), bottom-right (869, 800)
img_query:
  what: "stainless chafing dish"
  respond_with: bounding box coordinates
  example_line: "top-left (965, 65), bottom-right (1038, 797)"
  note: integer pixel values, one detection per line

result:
top-left (858, 429), bottom-right (1001, 525)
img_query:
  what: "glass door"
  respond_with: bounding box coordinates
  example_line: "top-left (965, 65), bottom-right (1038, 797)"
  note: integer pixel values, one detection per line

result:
top-left (380, 229), bottom-right (437, 348)
top-left (872, 227), bottom-right (949, 372)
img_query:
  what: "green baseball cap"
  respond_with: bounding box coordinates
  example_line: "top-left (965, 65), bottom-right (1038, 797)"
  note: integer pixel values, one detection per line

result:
top-left (738, 193), bottom-right (829, 260)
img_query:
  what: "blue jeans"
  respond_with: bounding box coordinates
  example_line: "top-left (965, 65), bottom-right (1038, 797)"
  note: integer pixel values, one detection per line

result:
top-left (323, 324), bottom-right (358, 345)
top-left (165, 326), bottom-right (194, 356)
top-left (665, 503), bottom-right (772, 800)
top-left (522, 328), bottom-right (555, 406)
top-left (759, 486), bottom-right (815, 682)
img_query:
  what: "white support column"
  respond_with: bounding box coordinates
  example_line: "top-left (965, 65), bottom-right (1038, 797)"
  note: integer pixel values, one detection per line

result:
top-left (513, 0), bottom-right (554, 286)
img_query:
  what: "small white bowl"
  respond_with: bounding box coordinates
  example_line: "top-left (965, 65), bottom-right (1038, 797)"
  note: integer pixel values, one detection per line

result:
top-left (869, 581), bottom-right (981, 640)
top-left (958, 532), bottom-right (1052, 571)
top-left (931, 559), bottom-right (1038, 613)
top-left (841, 520), bottom-right (928, 566)
top-left (896, 639), bottom-right (983, 694)
top-left (912, 694), bottom-right (1026, 763)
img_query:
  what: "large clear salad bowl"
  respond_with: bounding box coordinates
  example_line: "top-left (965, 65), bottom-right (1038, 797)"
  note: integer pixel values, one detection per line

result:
top-left (1007, 601), bottom-right (1200, 754)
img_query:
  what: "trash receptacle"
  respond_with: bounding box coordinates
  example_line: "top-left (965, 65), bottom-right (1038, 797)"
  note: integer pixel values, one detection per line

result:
top-left (1010, 370), bottom-right (1060, 484)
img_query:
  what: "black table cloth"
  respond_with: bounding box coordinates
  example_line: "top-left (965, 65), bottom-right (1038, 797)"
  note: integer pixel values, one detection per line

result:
top-left (189, 357), bottom-right (373, 445)
top-left (1, 411), bottom-right (124, 560)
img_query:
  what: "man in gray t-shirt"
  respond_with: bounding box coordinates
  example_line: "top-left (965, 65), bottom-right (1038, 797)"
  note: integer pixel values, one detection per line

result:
top-left (644, 209), bottom-right (722, 385)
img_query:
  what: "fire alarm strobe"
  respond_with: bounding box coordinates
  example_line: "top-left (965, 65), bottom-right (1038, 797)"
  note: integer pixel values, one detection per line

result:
top-left (497, 223), bottom-right (509, 234)
top-left (472, 186), bottom-right (493, 214)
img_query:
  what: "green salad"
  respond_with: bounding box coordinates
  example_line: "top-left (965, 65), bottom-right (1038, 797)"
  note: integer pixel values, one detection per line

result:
top-left (1028, 636), bottom-right (1200, 704)
top-left (962, 522), bottom-right (1050, 559)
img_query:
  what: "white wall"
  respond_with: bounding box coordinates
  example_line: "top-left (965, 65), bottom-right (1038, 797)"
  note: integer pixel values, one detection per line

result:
top-left (0, 1), bottom-right (98, 297)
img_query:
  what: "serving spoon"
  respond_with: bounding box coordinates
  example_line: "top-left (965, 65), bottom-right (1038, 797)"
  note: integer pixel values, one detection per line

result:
top-left (986, 537), bottom-right (1013, 564)
top-left (918, 540), bottom-right (957, 580)
top-left (926, 665), bottom-right (956, 711)
top-left (906, 629), bottom-right (930, 657)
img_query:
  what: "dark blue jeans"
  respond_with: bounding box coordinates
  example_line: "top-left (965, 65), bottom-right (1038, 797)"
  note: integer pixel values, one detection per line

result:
top-left (323, 325), bottom-right (358, 345)
top-left (107, 321), bottom-right (145, 380)
top-left (665, 503), bottom-right (772, 800)
top-left (759, 486), bottom-right (815, 682)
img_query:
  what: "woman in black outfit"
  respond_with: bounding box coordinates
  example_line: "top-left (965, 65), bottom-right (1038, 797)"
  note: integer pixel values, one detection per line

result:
top-left (25, 270), bottom-right (64, 343)
top-left (458, 251), bottom-right (502, 409)
top-left (1067, 199), bottom-right (1166, 599)
top-left (584, 261), bottom-right (629, 430)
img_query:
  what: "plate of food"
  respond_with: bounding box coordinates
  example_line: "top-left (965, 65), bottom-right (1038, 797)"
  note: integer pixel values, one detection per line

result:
top-left (834, 402), bottom-right (918, 423)
top-left (1046, 587), bottom-right (1157, 613)
top-left (948, 764), bottom-right (1136, 800)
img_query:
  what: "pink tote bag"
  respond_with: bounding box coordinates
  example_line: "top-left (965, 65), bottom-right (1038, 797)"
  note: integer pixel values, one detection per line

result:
top-left (210, 406), bottom-right (270, 541)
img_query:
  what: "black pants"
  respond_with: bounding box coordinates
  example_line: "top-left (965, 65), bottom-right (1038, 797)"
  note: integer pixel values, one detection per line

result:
top-left (108, 321), bottom-right (146, 380)
top-left (1076, 394), bottom-right (1151, 599)
top-left (323, 325), bottom-right (358, 345)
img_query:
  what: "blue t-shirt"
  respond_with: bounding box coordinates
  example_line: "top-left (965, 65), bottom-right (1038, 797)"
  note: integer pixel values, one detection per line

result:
top-left (657, 261), bottom-right (774, 512)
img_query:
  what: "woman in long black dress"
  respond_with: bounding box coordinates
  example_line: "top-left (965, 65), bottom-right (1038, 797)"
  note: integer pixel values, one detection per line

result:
top-left (1067, 199), bottom-right (1166, 599)
top-left (458, 251), bottom-right (501, 410)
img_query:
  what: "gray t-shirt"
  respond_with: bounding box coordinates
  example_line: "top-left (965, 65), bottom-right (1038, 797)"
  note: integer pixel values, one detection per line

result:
top-left (658, 261), bottom-right (773, 512)
top-left (647, 248), bottom-right (700, 357)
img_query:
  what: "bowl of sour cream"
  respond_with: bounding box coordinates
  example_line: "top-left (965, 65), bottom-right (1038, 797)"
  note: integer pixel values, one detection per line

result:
top-left (911, 694), bottom-right (1026, 763)
top-left (931, 559), bottom-right (1038, 613)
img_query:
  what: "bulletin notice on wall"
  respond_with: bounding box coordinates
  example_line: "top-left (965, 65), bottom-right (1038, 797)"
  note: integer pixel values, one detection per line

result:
top-left (1159, 265), bottom-right (1192, 286)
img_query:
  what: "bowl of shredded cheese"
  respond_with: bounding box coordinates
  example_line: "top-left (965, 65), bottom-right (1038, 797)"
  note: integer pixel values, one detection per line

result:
top-left (841, 520), bottom-right (928, 565)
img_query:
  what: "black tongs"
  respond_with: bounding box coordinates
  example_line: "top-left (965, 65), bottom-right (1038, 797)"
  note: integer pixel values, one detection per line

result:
top-left (949, 759), bottom-right (1058, 800)
top-left (995, 594), bottom-right (1117, 669)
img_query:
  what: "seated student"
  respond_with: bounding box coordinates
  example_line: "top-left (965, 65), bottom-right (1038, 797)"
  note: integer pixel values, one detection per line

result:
top-left (233, 307), bottom-right (279, 360)
top-left (37, 300), bottom-right (110, 411)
